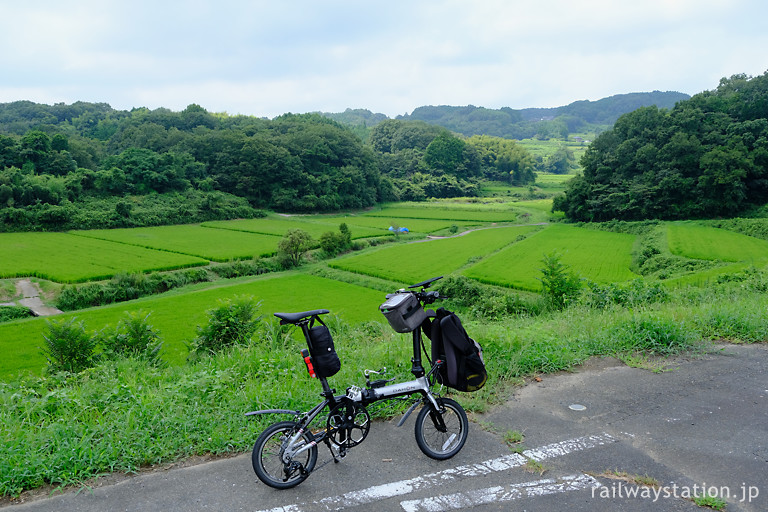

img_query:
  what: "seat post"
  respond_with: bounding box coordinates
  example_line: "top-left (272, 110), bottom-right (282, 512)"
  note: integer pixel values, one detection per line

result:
top-left (410, 328), bottom-right (425, 378)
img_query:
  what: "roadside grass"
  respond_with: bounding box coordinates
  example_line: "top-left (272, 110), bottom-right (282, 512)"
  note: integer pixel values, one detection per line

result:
top-left (463, 224), bottom-right (638, 291)
top-left (1, 278), bottom-right (768, 497)
top-left (72, 224), bottom-right (282, 261)
top-left (0, 232), bottom-right (208, 283)
top-left (0, 273), bottom-right (386, 379)
top-left (328, 225), bottom-right (541, 284)
top-left (667, 222), bottom-right (768, 263)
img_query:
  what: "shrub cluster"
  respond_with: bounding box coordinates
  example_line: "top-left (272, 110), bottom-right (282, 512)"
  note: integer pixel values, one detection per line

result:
top-left (41, 297), bottom-right (263, 374)
top-left (0, 306), bottom-right (32, 323)
top-left (96, 311), bottom-right (163, 365)
top-left (188, 296), bottom-right (262, 356)
top-left (437, 275), bottom-right (540, 319)
top-left (319, 223), bottom-right (352, 257)
top-left (537, 252), bottom-right (582, 310)
top-left (57, 269), bottom-right (212, 310)
top-left (41, 318), bottom-right (99, 374)
top-left (208, 259), bottom-right (277, 279)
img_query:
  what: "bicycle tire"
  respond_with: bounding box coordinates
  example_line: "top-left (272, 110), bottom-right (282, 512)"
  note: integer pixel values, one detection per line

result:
top-left (414, 398), bottom-right (468, 460)
top-left (252, 421), bottom-right (318, 489)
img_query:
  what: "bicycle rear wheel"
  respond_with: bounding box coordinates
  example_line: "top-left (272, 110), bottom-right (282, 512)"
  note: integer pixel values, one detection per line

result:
top-left (414, 398), bottom-right (468, 460)
top-left (252, 421), bottom-right (318, 489)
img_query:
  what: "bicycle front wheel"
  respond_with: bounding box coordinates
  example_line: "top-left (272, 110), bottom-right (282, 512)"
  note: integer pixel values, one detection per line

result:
top-left (414, 398), bottom-right (468, 460)
top-left (252, 421), bottom-right (318, 489)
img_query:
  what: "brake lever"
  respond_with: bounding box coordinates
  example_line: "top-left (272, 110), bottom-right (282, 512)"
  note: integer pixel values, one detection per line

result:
top-left (364, 367), bottom-right (386, 378)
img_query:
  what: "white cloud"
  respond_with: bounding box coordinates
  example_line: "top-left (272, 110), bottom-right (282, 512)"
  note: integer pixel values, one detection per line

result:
top-left (1, 0), bottom-right (766, 117)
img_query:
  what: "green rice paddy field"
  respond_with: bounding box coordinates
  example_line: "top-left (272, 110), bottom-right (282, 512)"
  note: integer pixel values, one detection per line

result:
top-left (4, 200), bottom-right (768, 380)
top-left (329, 226), bottom-right (541, 284)
top-left (0, 232), bottom-right (208, 283)
top-left (0, 274), bottom-right (386, 379)
top-left (362, 203), bottom-right (520, 222)
top-left (463, 224), bottom-right (638, 290)
top-left (73, 225), bottom-right (282, 261)
top-left (667, 222), bottom-right (768, 263)
top-left (201, 216), bottom-right (387, 239)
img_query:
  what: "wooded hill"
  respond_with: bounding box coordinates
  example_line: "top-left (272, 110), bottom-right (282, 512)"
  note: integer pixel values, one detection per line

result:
top-left (322, 91), bottom-right (690, 139)
top-left (553, 72), bottom-right (768, 221)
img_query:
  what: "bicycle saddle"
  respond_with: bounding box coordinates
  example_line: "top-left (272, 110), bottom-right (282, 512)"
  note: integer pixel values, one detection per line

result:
top-left (274, 309), bottom-right (330, 324)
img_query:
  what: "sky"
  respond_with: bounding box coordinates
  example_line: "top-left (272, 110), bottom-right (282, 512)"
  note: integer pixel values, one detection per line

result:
top-left (1, 0), bottom-right (767, 119)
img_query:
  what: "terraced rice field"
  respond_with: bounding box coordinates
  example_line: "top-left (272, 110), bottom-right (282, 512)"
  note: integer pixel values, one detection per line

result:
top-left (667, 223), bottom-right (768, 263)
top-left (201, 216), bottom-right (387, 239)
top-left (73, 224), bottom-right (281, 261)
top-left (318, 215), bottom-right (460, 234)
top-left (329, 225), bottom-right (541, 284)
top-left (463, 224), bottom-right (638, 291)
top-left (362, 203), bottom-right (520, 222)
top-left (0, 232), bottom-right (208, 283)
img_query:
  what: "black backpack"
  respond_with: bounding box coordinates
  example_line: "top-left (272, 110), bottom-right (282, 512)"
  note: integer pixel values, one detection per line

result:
top-left (423, 308), bottom-right (487, 392)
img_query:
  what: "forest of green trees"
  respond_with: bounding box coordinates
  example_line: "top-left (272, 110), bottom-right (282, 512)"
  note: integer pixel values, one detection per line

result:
top-left (1, 77), bottom-right (765, 232)
top-left (0, 102), bottom-right (541, 231)
top-left (553, 72), bottom-right (768, 221)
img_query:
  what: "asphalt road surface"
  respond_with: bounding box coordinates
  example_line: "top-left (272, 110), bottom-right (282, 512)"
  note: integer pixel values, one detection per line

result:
top-left (5, 343), bottom-right (767, 511)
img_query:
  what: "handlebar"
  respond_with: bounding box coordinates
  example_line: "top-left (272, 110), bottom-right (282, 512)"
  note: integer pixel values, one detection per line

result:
top-left (417, 289), bottom-right (447, 305)
top-left (390, 276), bottom-right (448, 305)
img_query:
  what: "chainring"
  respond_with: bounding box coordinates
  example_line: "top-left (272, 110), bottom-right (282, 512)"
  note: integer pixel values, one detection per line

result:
top-left (326, 400), bottom-right (371, 448)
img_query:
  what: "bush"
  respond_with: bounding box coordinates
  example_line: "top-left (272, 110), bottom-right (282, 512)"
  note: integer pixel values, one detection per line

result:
top-left (437, 275), bottom-right (539, 318)
top-left (537, 252), bottom-right (582, 310)
top-left (57, 269), bottom-right (212, 310)
top-left (319, 224), bottom-right (352, 256)
top-left (98, 311), bottom-right (163, 364)
top-left (209, 259), bottom-right (274, 279)
top-left (277, 229), bottom-right (313, 268)
top-left (189, 296), bottom-right (262, 355)
top-left (0, 306), bottom-right (32, 323)
top-left (41, 318), bottom-right (98, 374)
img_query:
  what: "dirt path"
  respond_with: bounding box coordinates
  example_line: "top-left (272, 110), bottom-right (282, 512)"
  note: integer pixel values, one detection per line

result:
top-left (14, 279), bottom-right (63, 317)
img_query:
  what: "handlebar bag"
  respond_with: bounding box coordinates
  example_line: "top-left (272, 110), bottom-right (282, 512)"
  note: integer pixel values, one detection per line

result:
top-left (308, 318), bottom-right (341, 378)
top-left (380, 292), bottom-right (427, 333)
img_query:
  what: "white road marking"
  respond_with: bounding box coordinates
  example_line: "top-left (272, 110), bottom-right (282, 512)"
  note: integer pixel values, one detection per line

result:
top-left (256, 433), bottom-right (616, 512)
top-left (399, 473), bottom-right (601, 512)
